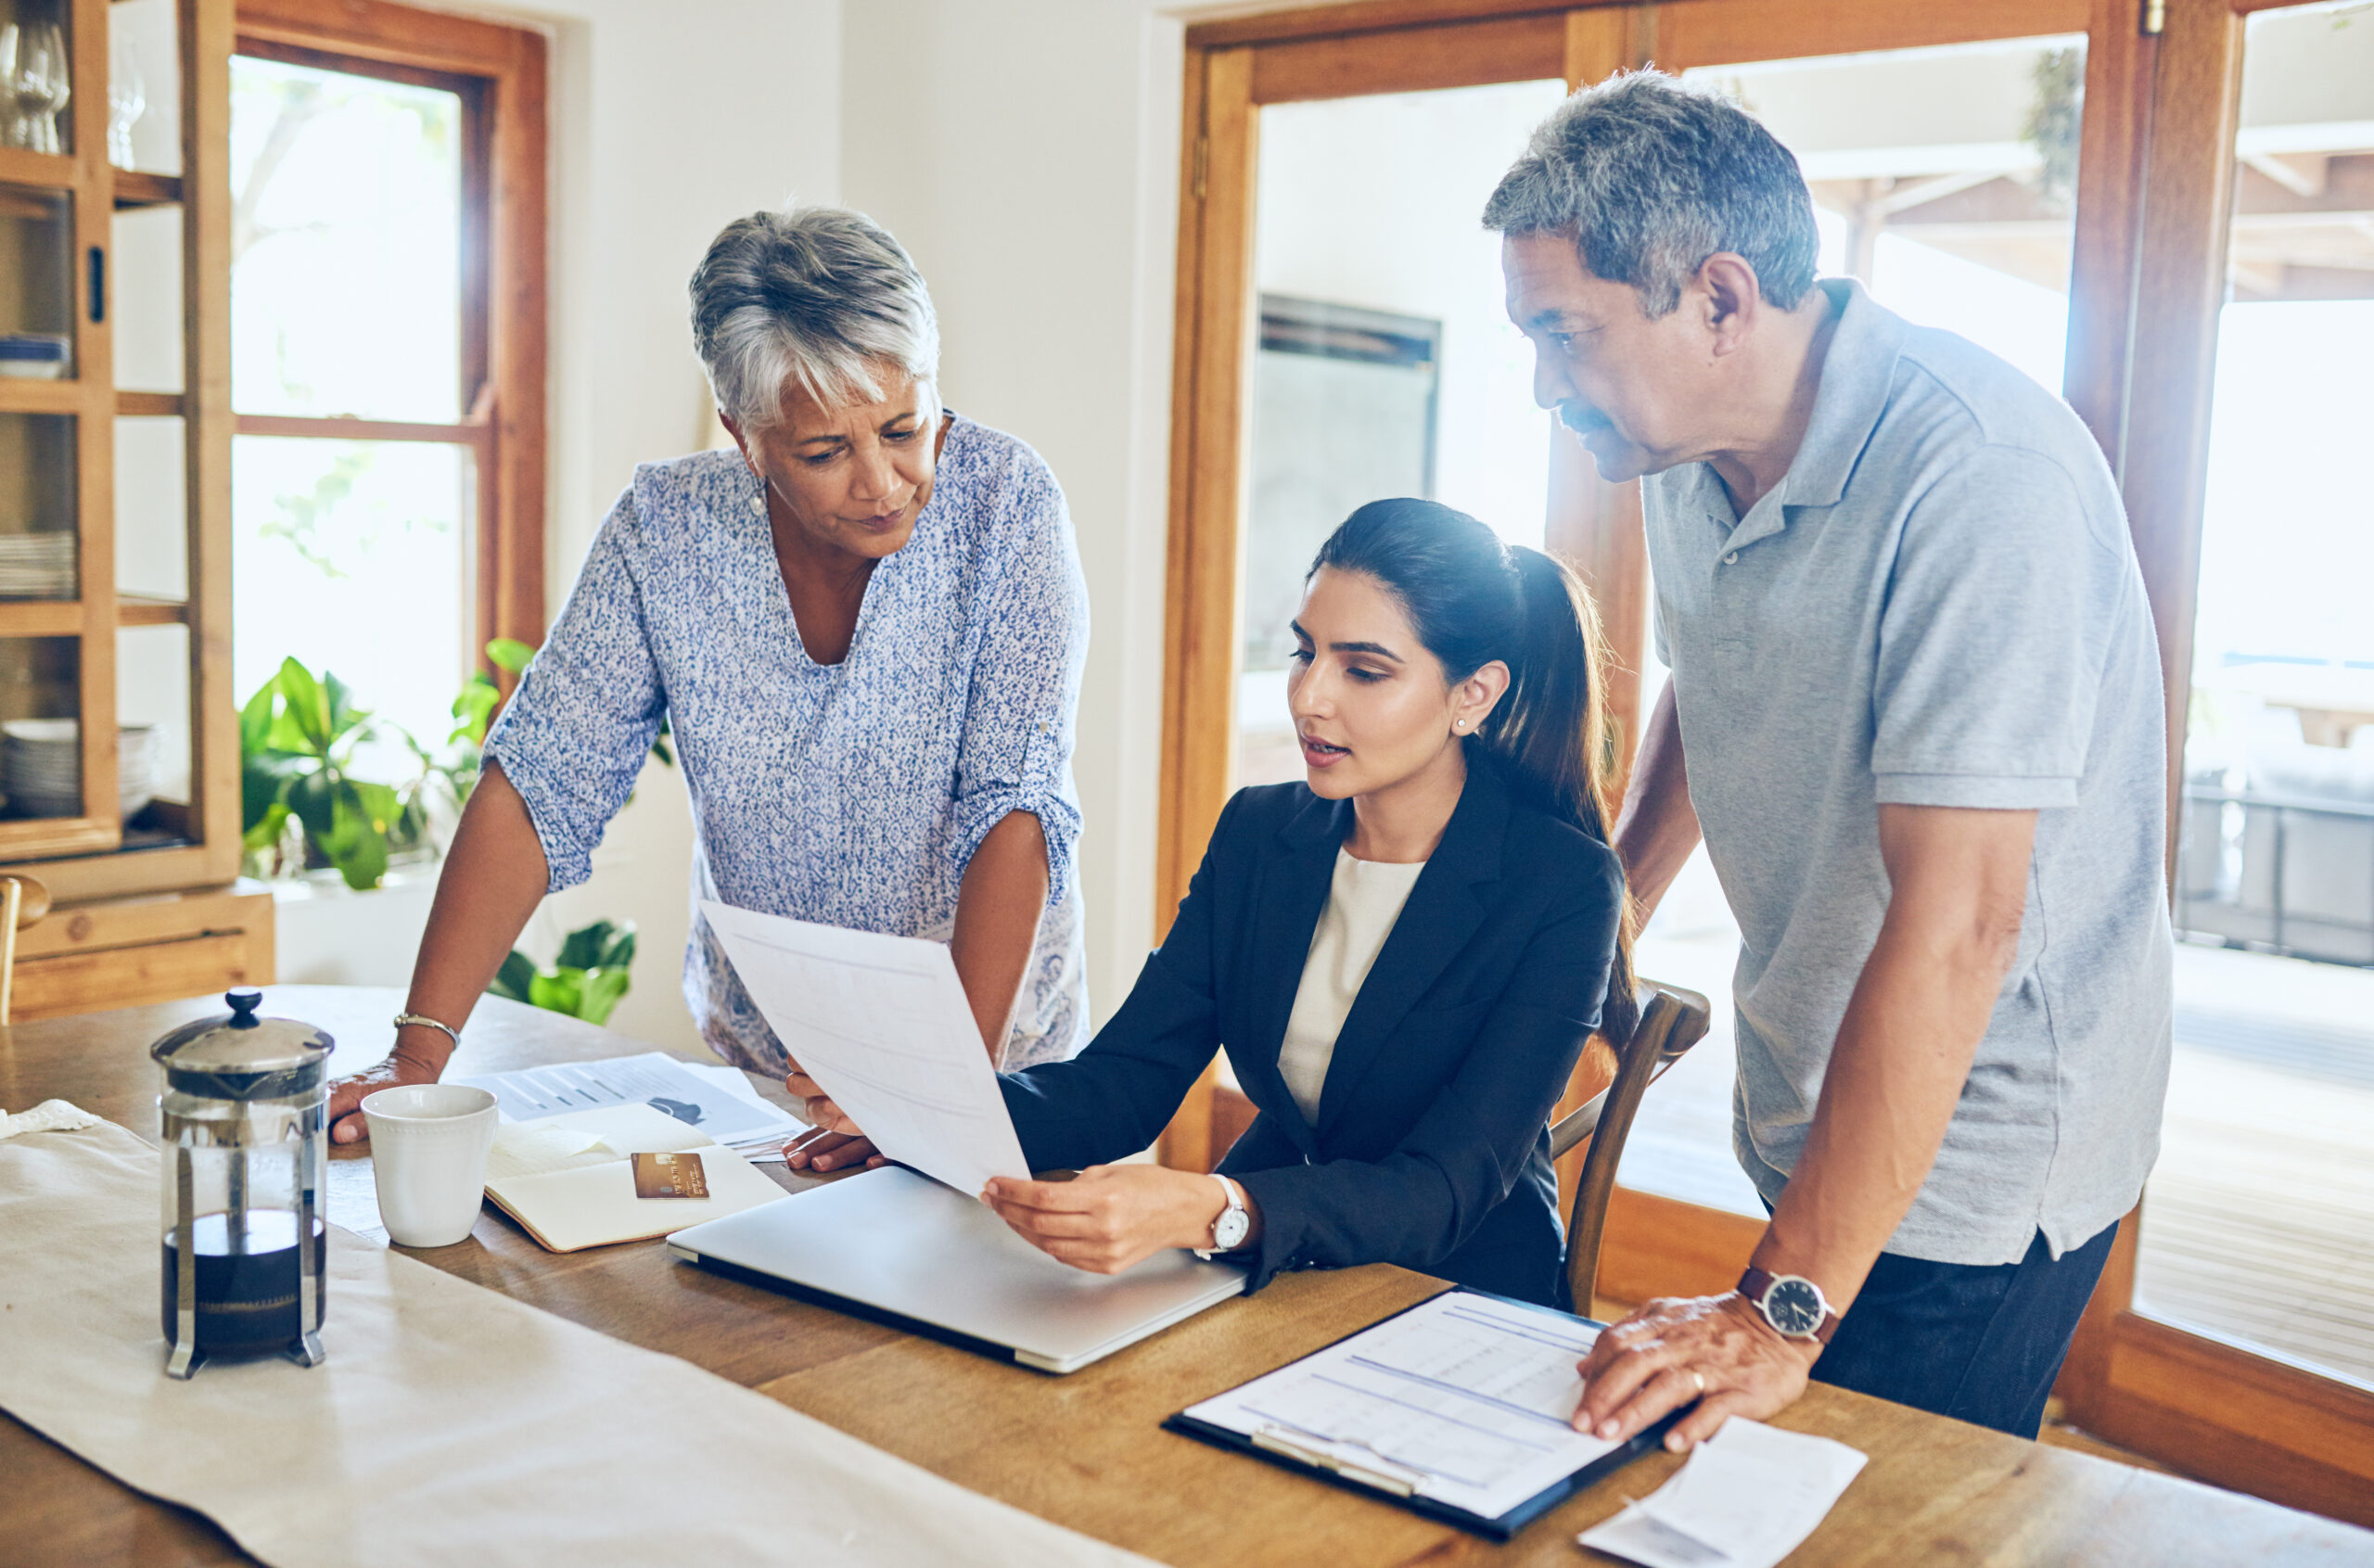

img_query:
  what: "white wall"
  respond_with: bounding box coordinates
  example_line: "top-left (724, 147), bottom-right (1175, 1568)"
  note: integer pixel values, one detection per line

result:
top-left (837, 1), bottom-right (1184, 1022)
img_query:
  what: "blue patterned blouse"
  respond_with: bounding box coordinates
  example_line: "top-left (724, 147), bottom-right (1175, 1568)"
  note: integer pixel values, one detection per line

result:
top-left (485, 414), bottom-right (1092, 1072)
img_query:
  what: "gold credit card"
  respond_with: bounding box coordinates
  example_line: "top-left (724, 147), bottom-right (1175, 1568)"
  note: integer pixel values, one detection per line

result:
top-left (631, 1151), bottom-right (708, 1199)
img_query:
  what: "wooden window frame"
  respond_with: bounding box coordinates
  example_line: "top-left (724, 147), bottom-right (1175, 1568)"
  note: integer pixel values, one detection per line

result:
top-left (1161, 0), bottom-right (2374, 1528)
top-left (231, 0), bottom-right (547, 677)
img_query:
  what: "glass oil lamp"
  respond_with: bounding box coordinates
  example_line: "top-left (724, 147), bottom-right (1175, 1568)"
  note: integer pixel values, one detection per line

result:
top-left (151, 989), bottom-right (333, 1378)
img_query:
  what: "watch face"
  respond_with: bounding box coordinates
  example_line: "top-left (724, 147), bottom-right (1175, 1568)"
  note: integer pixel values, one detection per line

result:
top-left (1213, 1207), bottom-right (1251, 1251)
top-left (1766, 1277), bottom-right (1826, 1336)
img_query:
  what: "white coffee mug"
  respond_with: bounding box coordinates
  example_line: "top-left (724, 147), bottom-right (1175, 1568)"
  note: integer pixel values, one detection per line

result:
top-left (362, 1084), bottom-right (499, 1248)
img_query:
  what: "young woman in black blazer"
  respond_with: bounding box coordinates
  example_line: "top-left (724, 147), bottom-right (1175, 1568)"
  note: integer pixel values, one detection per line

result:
top-left (787, 498), bottom-right (1636, 1307)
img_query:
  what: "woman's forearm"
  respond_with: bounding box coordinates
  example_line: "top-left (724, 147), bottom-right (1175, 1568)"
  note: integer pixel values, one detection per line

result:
top-left (950, 809), bottom-right (1049, 1066)
top-left (398, 762), bottom-right (552, 1070)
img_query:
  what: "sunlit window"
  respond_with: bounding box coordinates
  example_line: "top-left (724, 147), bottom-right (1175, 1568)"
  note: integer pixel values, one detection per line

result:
top-left (228, 53), bottom-right (476, 751)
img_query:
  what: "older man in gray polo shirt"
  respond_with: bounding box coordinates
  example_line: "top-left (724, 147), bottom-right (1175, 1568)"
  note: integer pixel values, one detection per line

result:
top-left (1485, 72), bottom-right (2172, 1447)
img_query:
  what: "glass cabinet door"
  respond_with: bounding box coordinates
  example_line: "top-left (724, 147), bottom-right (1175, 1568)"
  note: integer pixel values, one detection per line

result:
top-left (0, 0), bottom-right (234, 886)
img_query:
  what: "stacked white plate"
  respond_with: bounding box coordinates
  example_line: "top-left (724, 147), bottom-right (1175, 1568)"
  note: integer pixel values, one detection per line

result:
top-left (0, 534), bottom-right (76, 599)
top-left (3, 720), bottom-right (158, 821)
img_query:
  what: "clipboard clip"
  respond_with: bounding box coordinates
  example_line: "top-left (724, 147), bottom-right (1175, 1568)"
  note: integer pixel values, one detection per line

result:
top-left (1251, 1424), bottom-right (1424, 1498)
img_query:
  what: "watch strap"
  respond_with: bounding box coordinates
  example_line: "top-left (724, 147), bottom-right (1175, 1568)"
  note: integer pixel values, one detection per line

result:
top-left (1197, 1175), bottom-right (1248, 1259)
top-left (1738, 1266), bottom-right (1843, 1345)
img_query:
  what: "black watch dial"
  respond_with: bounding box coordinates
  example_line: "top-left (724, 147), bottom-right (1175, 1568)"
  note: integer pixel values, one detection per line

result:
top-left (1765, 1277), bottom-right (1826, 1336)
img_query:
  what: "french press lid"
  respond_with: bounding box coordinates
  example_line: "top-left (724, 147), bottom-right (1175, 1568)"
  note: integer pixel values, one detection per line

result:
top-left (150, 989), bottom-right (336, 1100)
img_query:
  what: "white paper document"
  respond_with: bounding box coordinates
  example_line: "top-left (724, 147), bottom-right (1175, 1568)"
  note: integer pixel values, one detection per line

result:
top-left (454, 1050), bottom-right (801, 1149)
top-left (700, 901), bottom-right (1033, 1197)
top-left (1180, 1289), bottom-right (1619, 1523)
top-left (1576, 1418), bottom-right (1868, 1568)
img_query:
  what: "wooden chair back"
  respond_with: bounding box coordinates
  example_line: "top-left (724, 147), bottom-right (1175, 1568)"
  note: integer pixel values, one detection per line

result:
top-left (1551, 979), bottom-right (1713, 1313)
top-left (0, 873), bottom-right (53, 1026)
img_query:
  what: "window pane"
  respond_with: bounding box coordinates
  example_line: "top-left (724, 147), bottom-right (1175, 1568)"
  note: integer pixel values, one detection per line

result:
top-left (115, 413), bottom-right (185, 601)
top-left (106, 0), bottom-right (182, 177)
top-left (0, 412), bottom-right (77, 600)
top-left (2149, 0), bottom-right (2374, 1390)
top-left (0, 183), bottom-right (76, 363)
top-left (120, 622), bottom-right (189, 842)
top-left (229, 56), bottom-right (464, 421)
top-left (1239, 78), bottom-right (1569, 791)
top-left (233, 437), bottom-right (472, 750)
top-left (0, 635), bottom-right (83, 821)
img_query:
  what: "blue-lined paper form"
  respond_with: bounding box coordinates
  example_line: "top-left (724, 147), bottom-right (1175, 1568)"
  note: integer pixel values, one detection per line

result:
top-left (1181, 1290), bottom-right (1619, 1520)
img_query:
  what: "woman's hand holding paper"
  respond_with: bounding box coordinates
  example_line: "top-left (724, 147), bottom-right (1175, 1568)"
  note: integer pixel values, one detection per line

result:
top-left (980, 1165), bottom-right (1256, 1275)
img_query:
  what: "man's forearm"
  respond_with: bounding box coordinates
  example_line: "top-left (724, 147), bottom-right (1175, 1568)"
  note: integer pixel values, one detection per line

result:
top-left (951, 810), bottom-right (1050, 1066)
top-left (1755, 805), bottom-right (2036, 1313)
top-left (1613, 682), bottom-right (1702, 920)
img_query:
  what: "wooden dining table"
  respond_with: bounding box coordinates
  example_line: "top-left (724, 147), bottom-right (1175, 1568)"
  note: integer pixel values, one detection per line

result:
top-left (4, 984), bottom-right (2369, 1568)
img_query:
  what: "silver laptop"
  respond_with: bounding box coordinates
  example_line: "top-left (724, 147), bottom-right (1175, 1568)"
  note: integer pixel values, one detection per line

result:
top-left (666, 1166), bottom-right (1248, 1373)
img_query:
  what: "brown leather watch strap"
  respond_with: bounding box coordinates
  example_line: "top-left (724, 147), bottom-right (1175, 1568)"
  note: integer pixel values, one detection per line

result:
top-left (1738, 1266), bottom-right (1843, 1345)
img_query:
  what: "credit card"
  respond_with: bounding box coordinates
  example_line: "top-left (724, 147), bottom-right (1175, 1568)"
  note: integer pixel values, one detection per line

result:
top-left (631, 1150), bottom-right (708, 1199)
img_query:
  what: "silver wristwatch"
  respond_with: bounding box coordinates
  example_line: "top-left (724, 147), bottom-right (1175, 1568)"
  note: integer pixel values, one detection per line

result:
top-left (1195, 1175), bottom-right (1250, 1259)
top-left (1738, 1266), bottom-right (1842, 1344)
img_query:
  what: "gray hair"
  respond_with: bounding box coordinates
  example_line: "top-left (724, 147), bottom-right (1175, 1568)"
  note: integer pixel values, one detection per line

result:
top-left (689, 205), bottom-right (940, 427)
top-left (1482, 70), bottom-right (1819, 317)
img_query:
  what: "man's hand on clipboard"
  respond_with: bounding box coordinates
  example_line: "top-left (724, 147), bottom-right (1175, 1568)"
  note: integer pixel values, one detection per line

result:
top-left (1573, 1292), bottom-right (1821, 1453)
top-left (782, 1059), bottom-right (887, 1173)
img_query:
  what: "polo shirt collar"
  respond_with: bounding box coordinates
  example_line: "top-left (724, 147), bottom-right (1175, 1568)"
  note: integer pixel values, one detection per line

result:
top-left (1778, 277), bottom-right (1906, 511)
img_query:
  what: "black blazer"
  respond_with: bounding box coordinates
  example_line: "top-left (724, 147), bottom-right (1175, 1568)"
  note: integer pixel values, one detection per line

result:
top-left (999, 754), bottom-right (1624, 1306)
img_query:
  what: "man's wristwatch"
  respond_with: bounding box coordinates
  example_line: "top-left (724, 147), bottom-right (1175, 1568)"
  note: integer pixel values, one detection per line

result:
top-left (1196, 1175), bottom-right (1250, 1259)
top-left (1738, 1266), bottom-right (1843, 1344)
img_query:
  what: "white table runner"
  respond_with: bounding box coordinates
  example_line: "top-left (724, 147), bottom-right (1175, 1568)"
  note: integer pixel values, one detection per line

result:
top-left (0, 1119), bottom-right (1159, 1568)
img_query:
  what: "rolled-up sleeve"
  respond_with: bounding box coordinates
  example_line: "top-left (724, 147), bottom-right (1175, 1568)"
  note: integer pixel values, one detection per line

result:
top-left (1872, 444), bottom-right (2120, 811)
top-left (483, 491), bottom-right (667, 892)
top-left (950, 463), bottom-right (1090, 909)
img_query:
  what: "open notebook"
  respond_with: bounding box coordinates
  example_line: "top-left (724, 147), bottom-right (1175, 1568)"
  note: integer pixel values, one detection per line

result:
top-left (481, 1102), bottom-right (785, 1252)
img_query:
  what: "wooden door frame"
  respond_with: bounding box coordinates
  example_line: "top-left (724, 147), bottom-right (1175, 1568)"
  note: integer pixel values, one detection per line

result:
top-left (2048, 0), bottom-right (2374, 1526)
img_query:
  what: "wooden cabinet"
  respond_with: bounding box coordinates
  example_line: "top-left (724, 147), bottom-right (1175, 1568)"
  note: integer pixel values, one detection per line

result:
top-left (0, 0), bottom-right (252, 1010)
top-left (11, 878), bottom-right (269, 1019)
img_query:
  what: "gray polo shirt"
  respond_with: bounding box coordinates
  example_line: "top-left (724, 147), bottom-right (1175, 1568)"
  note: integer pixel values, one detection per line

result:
top-left (1645, 278), bottom-right (2173, 1267)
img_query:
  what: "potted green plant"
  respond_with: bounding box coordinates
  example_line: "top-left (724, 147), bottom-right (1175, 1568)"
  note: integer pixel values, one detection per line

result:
top-left (489, 919), bottom-right (638, 1026)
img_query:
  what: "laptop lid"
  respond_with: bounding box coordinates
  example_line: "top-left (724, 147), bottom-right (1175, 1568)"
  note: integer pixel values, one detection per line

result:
top-left (667, 1166), bottom-right (1248, 1373)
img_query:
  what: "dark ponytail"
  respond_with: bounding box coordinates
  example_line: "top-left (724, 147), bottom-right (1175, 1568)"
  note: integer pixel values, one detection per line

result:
top-left (1310, 498), bottom-right (1638, 1042)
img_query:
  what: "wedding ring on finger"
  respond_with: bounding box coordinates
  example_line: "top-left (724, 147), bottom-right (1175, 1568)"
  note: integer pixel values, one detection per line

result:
top-left (1690, 1370), bottom-right (1707, 1396)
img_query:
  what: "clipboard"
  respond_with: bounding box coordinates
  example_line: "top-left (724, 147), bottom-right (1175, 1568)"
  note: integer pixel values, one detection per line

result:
top-left (1162, 1287), bottom-right (1686, 1541)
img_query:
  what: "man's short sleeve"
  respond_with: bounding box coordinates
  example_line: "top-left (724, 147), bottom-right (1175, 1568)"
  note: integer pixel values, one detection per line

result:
top-left (1871, 443), bottom-right (2126, 810)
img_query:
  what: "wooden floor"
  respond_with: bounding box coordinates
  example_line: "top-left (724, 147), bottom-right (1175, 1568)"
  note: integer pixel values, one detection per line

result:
top-left (1624, 895), bottom-right (2374, 1396)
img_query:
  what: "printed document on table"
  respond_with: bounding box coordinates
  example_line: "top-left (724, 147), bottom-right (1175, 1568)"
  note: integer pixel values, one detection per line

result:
top-left (1576, 1417), bottom-right (1867, 1568)
top-left (1180, 1289), bottom-right (1615, 1522)
top-left (454, 1050), bottom-right (799, 1147)
top-left (700, 901), bottom-right (1032, 1197)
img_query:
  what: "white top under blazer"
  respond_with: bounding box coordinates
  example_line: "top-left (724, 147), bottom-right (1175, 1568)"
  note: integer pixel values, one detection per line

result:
top-left (1276, 849), bottom-right (1427, 1124)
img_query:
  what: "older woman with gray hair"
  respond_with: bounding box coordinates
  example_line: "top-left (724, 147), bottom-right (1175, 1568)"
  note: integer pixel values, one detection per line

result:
top-left (324, 206), bottom-right (1092, 1170)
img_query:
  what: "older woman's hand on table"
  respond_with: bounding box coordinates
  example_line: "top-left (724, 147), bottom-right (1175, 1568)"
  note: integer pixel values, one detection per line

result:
top-left (980, 1165), bottom-right (1252, 1275)
top-left (324, 1036), bottom-right (448, 1144)
top-left (782, 1060), bottom-right (887, 1173)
